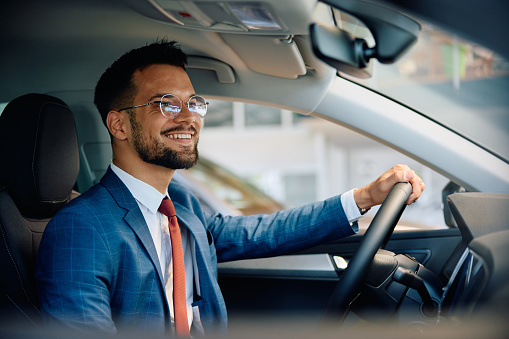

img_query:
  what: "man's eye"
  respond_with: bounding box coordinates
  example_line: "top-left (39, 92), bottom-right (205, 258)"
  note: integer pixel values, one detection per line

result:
top-left (161, 103), bottom-right (180, 111)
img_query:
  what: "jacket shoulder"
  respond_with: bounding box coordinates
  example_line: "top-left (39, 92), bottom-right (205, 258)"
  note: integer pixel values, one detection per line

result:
top-left (168, 178), bottom-right (202, 211)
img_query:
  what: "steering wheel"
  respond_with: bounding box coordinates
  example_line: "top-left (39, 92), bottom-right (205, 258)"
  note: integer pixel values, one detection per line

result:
top-left (320, 182), bottom-right (413, 328)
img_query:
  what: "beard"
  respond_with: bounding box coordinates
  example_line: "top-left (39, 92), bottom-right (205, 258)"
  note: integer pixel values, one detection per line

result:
top-left (129, 113), bottom-right (199, 170)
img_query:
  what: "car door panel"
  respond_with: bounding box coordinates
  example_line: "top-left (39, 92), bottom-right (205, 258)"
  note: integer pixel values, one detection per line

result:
top-left (218, 228), bottom-right (461, 321)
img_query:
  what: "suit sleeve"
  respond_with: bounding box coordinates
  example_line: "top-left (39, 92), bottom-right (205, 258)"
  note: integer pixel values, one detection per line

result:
top-left (206, 195), bottom-right (355, 262)
top-left (35, 210), bottom-right (116, 333)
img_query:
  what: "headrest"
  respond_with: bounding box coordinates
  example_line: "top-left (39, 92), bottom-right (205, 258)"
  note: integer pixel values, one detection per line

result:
top-left (0, 93), bottom-right (79, 218)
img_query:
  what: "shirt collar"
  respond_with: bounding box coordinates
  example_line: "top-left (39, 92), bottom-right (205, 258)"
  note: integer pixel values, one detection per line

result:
top-left (110, 162), bottom-right (167, 214)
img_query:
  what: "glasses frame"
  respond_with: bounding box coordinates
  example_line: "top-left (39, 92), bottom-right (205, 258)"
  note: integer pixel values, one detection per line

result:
top-left (117, 94), bottom-right (208, 119)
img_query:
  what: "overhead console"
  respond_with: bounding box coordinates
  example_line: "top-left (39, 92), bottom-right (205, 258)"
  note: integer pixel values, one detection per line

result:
top-left (121, 0), bottom-right (331, 79)
top-left (120, 0), bottom-right (319, 34)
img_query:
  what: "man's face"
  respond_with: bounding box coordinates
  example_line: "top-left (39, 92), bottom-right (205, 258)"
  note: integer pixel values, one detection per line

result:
top-left (127, 64), bottom-right (202, 170)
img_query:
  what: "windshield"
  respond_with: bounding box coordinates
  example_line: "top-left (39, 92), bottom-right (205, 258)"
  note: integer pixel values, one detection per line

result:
top-left (335, 10), bottom-right (509, 163)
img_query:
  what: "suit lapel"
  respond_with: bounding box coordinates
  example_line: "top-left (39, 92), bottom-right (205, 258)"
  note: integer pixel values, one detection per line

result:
top-left (173, 202), bottom-right (210, 254)
top-left (100, 167), bottom-right (165, 287)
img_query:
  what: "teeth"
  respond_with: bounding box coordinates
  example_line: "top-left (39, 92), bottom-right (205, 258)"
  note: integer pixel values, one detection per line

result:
top-left (167, 134), bottom-right (192, 139)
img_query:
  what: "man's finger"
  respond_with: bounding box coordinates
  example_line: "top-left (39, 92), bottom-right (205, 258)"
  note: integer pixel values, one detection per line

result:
top-left (406, 175), bottom-right (425, 204)
top-left (403, 170), bottom-right (415, 181)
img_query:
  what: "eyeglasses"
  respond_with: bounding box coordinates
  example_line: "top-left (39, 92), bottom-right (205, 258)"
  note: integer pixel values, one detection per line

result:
top-left (118, 94), bottom-right (208, 119)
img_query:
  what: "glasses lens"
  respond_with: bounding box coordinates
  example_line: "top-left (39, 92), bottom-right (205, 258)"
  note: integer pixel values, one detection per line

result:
top-left (160, 94), bottom-right (181, 118)
top-left (159, 94), bottom-right (208, 118)
top-left (187, 95), bottom-right (207, 117)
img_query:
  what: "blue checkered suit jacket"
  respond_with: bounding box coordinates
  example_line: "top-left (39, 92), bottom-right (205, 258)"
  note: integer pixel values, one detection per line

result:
top-left (35, 167), bottom-right (354, 334)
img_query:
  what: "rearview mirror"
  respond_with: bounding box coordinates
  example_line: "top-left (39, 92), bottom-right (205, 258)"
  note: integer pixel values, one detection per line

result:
top-left (310, 23), bottom-right (373, 79)
top-left (310, 0), bottom-right (421, 78)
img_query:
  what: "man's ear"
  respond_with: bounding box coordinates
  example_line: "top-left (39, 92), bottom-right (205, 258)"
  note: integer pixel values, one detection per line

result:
top-left (107, 110), bottom-right (129, 141)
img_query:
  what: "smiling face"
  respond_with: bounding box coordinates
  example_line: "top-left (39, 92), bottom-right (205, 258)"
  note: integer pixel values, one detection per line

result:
top-left (125, 63), bottom-right (202, 170)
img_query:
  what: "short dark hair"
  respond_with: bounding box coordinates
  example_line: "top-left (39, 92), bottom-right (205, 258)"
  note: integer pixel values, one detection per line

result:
top-left (94, 39), bottom-right (188, 127)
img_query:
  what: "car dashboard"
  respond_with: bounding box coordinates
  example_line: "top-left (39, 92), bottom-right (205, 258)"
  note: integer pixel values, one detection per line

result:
top-left (439, 227), bottom-right (509, 324)
top-left (218, 192), bottom-right (509, 336)
top-left (384, 192), bottom-right (509, 330)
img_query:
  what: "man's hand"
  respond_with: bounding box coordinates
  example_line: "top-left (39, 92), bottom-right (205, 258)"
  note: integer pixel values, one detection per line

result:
top-left (353, 164), bottom-right (425, 210)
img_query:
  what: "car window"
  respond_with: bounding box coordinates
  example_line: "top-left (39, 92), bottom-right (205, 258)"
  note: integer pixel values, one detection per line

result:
top-left (200, 99), bottom-right (450, 230)
top-left (180, 157), bottom-right (285, 216)
top-left (334, 9), bottom-right (509, 163)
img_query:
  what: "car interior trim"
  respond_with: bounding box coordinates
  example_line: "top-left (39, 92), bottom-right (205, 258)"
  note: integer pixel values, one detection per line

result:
top-left (187, 56), bottom-right (237, 84)
top-left (217, 253), bottom-right (339, 280)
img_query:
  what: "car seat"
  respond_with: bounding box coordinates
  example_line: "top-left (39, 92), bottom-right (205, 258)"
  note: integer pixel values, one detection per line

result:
top-left (0, 93), bottom-right (79, 328)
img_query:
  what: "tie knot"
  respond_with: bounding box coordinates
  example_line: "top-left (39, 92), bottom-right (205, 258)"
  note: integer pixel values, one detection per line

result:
top-left (159, 197), bottom-right (176, 217)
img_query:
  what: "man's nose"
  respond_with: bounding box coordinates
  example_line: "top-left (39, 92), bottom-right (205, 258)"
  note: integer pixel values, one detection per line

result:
top-left (173, 104), bottom-right (196, 124)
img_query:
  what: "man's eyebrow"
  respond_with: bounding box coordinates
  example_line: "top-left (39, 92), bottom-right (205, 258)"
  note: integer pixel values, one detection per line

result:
top-left (147, 93), bottom-right (197, 102)
top-left (147, 94), bottom-right (166, 102)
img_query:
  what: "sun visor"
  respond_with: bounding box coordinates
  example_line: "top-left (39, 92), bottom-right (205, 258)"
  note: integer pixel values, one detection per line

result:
top-left (222, 34), bottom-right (306, 79)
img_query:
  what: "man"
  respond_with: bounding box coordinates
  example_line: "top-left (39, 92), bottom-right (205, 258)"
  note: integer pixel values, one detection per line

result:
top-left (35, 41), bottom-right (424, 336)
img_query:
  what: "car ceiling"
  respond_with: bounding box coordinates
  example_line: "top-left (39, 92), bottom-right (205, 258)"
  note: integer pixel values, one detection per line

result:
top-left (2, 0), bottom-right (507, 108)
top-left (0, 0), bottom-right (337, 114)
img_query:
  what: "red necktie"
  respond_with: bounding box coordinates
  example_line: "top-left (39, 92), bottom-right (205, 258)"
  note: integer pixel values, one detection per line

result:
top-left (159, 198), bottom-right (190, 337)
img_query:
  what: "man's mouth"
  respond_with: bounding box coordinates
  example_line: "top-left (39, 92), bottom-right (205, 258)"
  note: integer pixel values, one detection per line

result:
top-left (162, 126), bottom-right (198, 142)
top-left (165, 133), bottom-right (192, 139)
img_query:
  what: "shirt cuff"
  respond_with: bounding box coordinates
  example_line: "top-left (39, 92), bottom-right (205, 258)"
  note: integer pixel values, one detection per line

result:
top-left (341, 188), bottom-right (362, 223)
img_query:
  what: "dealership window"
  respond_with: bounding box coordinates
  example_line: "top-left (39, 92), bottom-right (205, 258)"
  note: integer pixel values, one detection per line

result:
top-left (204, 99), bottom-right (309, 130)
top-left (284, 173), bottom-right (317, 206)
top-left (245, 103), bottom-right (281, 126)
top-left (203, 99), bottom-right (233, 128)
